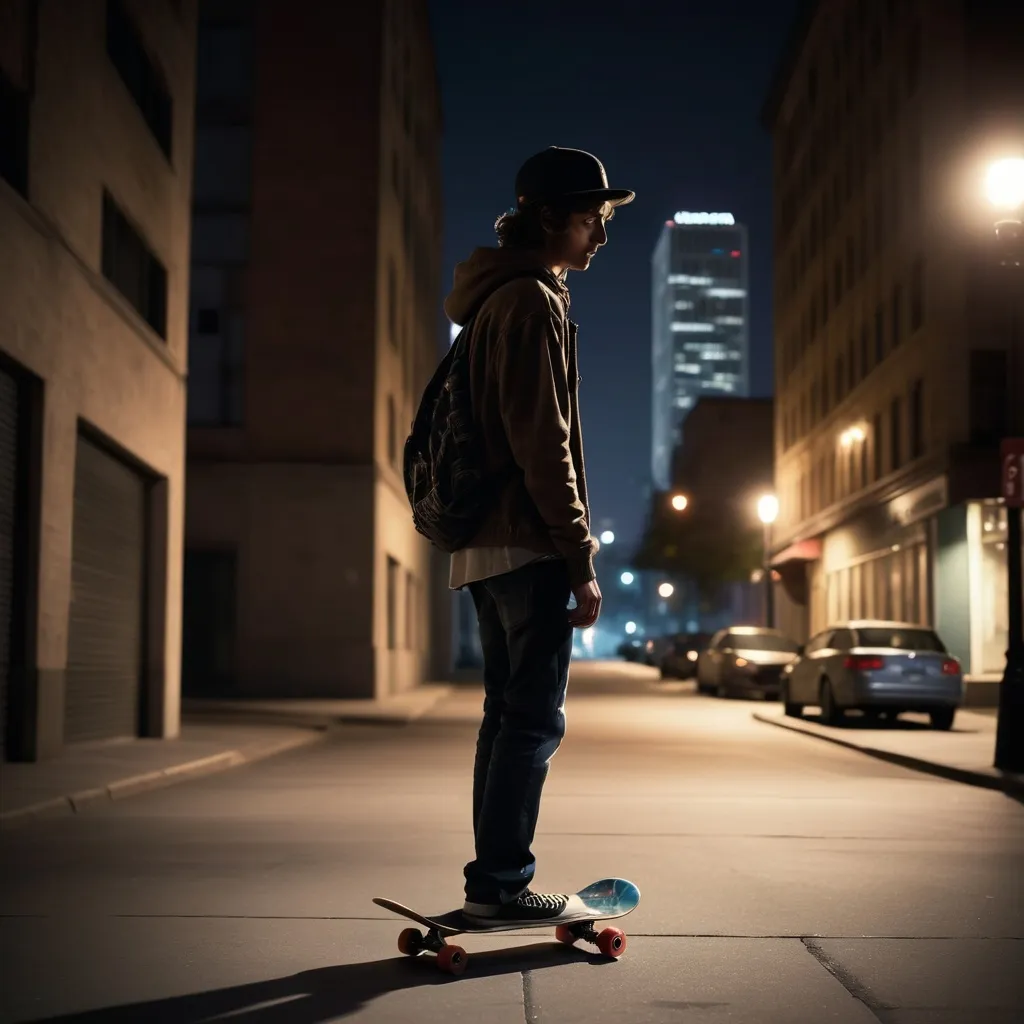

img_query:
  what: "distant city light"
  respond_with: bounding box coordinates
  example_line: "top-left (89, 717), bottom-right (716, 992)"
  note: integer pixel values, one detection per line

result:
top-left (730, 250), bottom-right (742, 257)
top-left (600, 530), bottom-right (615, 545)
top-left (985, 157), bottom-right (1024, 210)
top-left (657, 582), bottom-right (675, 598)
top-left (625, 621), bottom-right (637, 634)
top-left (668, 274), bottom-right (713, 286)
top-left (673, 211), bottom-right (735, 225)
top-left (620, 571), bottom-right (635, 585)
top-left (704, 287), bottom-right (747, 298)
top-left (671, 494), bottom-right (688, 511)
top-left (671, 322), bottom-right (715, 332)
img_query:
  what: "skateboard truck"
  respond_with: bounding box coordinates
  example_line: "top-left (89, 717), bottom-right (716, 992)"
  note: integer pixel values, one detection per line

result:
top-left (397, 919), bottom-right (627, 975)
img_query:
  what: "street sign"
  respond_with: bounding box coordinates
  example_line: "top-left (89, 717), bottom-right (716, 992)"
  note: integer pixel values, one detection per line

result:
top-left (1002, 438), bottom-right (1024, 508)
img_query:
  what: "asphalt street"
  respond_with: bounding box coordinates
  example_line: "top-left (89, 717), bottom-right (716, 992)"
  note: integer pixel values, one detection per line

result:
top-left (1, 661), bottom-right (1022, 1023)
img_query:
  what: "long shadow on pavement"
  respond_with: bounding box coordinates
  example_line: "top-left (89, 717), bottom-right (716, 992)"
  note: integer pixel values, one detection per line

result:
top-left (19, 943), bottom-right (608, 1024)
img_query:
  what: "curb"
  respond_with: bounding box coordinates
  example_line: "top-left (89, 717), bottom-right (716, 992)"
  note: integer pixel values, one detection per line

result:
top-left (752, 711), bottom-right (1024, 798)
top-left (0, 729), bottom-right (325, 830)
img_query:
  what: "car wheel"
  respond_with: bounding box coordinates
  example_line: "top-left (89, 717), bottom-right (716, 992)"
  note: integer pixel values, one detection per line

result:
top-left (781, 682), bottom-right (803, 718)
top-left (819, 679), bottom-right (843, 726)
top-left (929, 708), bottom-right (955, 731)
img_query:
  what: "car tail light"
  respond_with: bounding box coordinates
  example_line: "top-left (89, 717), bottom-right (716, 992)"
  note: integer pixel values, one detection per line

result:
top-left (844, 655), bottom-right (884, 671)
top-left (941, 658), bottom-right (960, 675)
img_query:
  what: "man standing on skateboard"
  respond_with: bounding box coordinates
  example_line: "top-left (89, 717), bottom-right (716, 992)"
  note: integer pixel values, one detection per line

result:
top-left (443, 147), bottom-right (634, 924)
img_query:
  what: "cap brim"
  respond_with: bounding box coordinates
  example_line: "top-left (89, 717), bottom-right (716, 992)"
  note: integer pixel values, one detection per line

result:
top-left (561, 188), bottom-right (636, 207)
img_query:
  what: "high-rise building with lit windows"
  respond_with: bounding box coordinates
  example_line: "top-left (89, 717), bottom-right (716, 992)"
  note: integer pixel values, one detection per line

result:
top-left (651, 212), bottom-right (750, 489)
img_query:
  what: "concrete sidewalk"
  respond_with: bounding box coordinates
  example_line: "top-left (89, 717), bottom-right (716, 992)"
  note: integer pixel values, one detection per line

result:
top-left (0, 684), bottom-right (453, 828)
top-left (753, 705), bottom-right (1024, 796)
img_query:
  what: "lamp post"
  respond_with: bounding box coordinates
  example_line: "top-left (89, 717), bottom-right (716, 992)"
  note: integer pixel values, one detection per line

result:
top-left (987, 157), bottom-right (1024, 773)
top-left (757, 494), bottom-right (780, 629)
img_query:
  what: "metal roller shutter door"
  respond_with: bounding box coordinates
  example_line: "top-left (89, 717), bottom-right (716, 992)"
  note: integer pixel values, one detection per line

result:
top-left (65, 435), bottom-right (146, 744)
top-left (0, 367), bottom-right (17, 760)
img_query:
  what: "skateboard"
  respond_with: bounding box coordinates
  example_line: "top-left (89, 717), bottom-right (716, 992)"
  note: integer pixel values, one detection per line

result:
top-left (373, 877), bottom-right (640, 975)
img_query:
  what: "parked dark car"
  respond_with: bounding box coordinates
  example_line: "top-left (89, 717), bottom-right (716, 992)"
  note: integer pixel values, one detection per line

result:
top-left (780, 620), bottom-right (963, 729)
top-left (617, 639), bottom-right (644, 662)
top-left (696, 626), bottom-right (800, 698)
top-left (659, 633), bottom-right (713, 679)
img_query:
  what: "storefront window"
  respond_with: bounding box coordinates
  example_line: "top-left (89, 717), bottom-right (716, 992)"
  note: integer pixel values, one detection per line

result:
top-left (971, 502), bottom-right (1014, 674)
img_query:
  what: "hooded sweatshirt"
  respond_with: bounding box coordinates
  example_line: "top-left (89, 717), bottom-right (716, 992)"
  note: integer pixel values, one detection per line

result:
top-left (442, 246), bottom-right (597, 589)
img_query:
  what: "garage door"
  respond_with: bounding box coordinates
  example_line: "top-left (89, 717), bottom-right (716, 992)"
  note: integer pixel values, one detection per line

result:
top-left (0, 366), bottom-right (18, 759)
top-left (65, 434), bottom-right (146, 744)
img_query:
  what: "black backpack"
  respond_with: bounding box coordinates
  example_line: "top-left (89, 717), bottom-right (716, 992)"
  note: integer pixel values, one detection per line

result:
top-left (403, 319), bottom-right (496, 552)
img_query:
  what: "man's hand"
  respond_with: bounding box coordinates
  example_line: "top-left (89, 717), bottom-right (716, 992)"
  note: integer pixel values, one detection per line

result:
top-left (568, 578), bottom-right (602, 629)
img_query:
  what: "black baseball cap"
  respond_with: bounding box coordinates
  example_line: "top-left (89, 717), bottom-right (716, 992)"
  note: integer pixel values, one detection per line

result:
top-left (514, 147), bottom-right (635, 208)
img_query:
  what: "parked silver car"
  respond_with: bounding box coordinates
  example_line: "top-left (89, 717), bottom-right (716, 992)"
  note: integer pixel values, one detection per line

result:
top-left (780, 620), bottom-right (963, 730)
top-left (696, 626), bottom-right (800, 698)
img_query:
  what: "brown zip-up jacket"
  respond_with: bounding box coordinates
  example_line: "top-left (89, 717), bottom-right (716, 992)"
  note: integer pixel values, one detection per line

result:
top-left (443, 247), bottom-right (598, 588)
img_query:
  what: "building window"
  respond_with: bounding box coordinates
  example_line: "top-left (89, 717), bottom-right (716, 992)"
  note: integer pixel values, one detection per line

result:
top-left (0, 68), bottom-right (29, 196)
top-left (891, 283), bottom-right (902, 346)
top-left (835, 355), bottom-right (845, 400)
top-left (910, 378), bottom-right (925, 458)
top-left (873, 412), bottom-right (883, 480)
top-left (859, 438), bottom-right (868, 490)
top-left (847, 336), bottom-right (857, 385)
top-left (106, 0), bottom-right (173, 158)
top-left (388, 257), bottom-right (398, 347)
top-left (102, 191), bottom-right (167, 338)
top-left (405, 570), bottom-right (416, 650)
top-left (386, 557), bottom-right (399, 650)
top-left (187, 265), bottom-right (245, 426)
top-left (969, 350), bottom-right (1008, 444)
top-left (910, 257), bottom-right (924, 331)
top-left (890, 396), bottom-right (902, 471)
top-left (387, 394), bottom-right (398, 465)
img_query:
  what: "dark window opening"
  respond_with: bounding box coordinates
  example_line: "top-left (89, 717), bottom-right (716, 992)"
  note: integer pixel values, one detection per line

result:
top-left (969, 350), bottom-right (1008, 444)
top-left (890, 396), bottom-right (902, 471)
top-left (0, 68), bottom-right (29, 196)
top-left (873, 412), bottom-right (883, 480)
top-left (197, 308), bottom-right (220, 334)
top-left (910, 378), bottom-right (925, 459)
top-left (106, 0), bottom-right (173, 158)
top-left (102, 191), bottom-right (167, 338)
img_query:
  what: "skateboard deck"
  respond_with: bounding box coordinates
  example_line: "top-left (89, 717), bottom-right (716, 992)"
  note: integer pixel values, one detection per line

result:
top-left (374, 877), bottom-right (640, 975)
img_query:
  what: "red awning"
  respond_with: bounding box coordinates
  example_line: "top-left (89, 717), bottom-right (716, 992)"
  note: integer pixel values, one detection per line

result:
top-left (770, 538), bottom-right (822, 566)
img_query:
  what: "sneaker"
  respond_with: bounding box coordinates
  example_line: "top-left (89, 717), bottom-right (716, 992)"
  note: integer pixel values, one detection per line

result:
top-left (463, 889), bottom-right (576, 924)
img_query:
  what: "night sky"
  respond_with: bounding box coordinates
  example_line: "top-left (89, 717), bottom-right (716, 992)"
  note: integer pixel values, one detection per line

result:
top-left (428, 0), bottom-right (799, 548)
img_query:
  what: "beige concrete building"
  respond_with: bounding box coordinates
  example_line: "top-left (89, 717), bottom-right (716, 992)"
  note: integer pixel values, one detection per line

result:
top-left (183, 1), bottom-right (443, 699)
top-left (0, 0), bottom-right (196, 760)
top-left (763, 0), bottom-right (1024, 676)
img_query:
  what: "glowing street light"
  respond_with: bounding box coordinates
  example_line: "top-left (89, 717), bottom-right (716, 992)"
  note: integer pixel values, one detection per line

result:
top-left (620, 571), bottom-right (634, 585)
top-left (625, 621), bottom-right (637, 635)
top-left (757, 494), bottom-right (779, 525)
top-left (657, 582), bottom-right (674, 599)
top-left (985, 157), bottom-right (1024, 211)
top-left (839, 424), bottom-right (867, 449)
top-left (600, 530), bottom-right (615, 545)
top-left (670, 493), bottom-right (688, 511)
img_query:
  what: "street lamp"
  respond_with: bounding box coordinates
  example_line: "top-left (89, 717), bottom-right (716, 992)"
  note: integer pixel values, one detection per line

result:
top-left (671, 493), bottom-right (689, 511)
top-left (625, 620), bottom-right (637, 635)
top-left (620, 571), bottom-right (634, 586)
top-left (600, 530), bottom-right (615, 545)
top-left (657, 582), bottom-right (674, 599)
top-left (757, 494), bottom-right (779, 628)
top-left (988, 156), bottom-right (1024, 773)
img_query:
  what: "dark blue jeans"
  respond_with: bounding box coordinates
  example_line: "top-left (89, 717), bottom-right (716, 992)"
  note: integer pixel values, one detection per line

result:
top-left (464, 558), bottom-right (574, 904)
